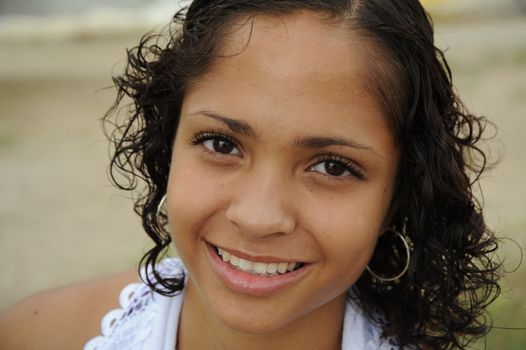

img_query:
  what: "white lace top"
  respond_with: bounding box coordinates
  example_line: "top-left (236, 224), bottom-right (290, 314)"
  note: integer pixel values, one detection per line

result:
top-left (84, 258), bottom-right (397, 350)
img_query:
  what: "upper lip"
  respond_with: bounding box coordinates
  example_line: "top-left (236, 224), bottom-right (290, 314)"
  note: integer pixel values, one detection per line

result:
top-left (208, 242), bottom-right (306, 264)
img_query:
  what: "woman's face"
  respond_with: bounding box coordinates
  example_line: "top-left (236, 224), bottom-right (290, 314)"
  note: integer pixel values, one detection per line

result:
top-left (167, 12), bottom-right (399, 334)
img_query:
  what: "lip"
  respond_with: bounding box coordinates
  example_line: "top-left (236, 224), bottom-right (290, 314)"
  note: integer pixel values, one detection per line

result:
top-left (206, 242), bottom-right (311, 297)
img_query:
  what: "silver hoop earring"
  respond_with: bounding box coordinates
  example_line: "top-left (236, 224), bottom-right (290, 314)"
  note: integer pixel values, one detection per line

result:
top-left (366, 229), bottom-right (411, 283)
top-left (156, 194), bottom-right (168, 233)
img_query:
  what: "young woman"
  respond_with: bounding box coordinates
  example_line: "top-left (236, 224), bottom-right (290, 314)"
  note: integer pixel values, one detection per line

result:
top-left (0, 1), bottom-right (502, 349)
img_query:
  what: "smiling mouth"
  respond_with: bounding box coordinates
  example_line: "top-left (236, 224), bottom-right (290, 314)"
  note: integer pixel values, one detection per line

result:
top-left (213, 245), bottom-right (305, 277)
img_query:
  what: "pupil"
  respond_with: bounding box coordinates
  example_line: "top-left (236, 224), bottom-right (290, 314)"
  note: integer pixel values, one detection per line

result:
top-left (214, 139), bottom-right (233, 154)
top-left (325, 161), bottom-right (346, 176)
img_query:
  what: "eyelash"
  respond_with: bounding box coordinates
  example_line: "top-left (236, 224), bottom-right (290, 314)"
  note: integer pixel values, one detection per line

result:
top-left (189, 130), bottom-right (240, 147)
top-left (188, 130), bottom-right (366, 181)
top-left (311, 153), bottom-right (366, 181)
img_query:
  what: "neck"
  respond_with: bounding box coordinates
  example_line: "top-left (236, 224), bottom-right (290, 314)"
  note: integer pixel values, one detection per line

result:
top-left (177, 279), bottom-right (346, 350)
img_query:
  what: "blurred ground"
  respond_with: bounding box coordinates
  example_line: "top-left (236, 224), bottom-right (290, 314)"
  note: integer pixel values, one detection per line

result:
top-left (0, 37), bottom-right (150, 307)
top-left (0, 8), bottom-right (525, 349)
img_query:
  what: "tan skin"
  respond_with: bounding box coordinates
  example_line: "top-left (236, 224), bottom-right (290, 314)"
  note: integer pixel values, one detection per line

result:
top-left (0, 12), bottom-right (399, 350)
top-left (168, 13), bottom-right (399, 350)
top-left (0, 270), bottom-right (138, 349)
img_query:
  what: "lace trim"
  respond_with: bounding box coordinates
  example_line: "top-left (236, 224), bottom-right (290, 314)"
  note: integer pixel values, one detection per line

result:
top-left (83, 259), bottom-right (185, 350)
top-left (83, 283), bottom-right (156, 350)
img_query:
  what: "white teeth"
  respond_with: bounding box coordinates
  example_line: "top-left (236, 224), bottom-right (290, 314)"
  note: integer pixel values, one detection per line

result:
top-left (216, 247), bottom-right (301, 276)
top-left (267, 263), bottom-right (278, 274)
top-left (238, 258), bottom-right (253, 272)
top-left (277, 263), bottom-right (288, 274)
top-left (253, 262), bottom-right (268, 274)
top-left (230, 255), bottom-right (240, 267)
top-left (217, 248), bottom-right (232, 262)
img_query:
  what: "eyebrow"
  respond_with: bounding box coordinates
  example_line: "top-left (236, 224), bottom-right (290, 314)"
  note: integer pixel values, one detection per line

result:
top-left (187, 110), bottom-right (380, 157)
top-left (187, 110), bottom-right (257, 138)
top-left (294, 136), bottom-right (380, 157)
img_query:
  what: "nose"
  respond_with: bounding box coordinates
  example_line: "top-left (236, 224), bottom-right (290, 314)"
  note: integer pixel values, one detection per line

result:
top-left (225, 170), bottom-right (296, 238)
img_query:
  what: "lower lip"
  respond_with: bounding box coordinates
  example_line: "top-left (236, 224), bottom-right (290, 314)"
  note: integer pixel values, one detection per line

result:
top-left (206, 243), bottom-right (310, 297)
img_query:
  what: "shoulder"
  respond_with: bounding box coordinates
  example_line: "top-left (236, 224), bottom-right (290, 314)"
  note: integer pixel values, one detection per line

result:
top-left (0, 269), bottom-right (139, 350)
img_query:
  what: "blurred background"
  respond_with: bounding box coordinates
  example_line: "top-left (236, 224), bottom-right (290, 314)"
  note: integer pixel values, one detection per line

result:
top-left (0, 0), bottom-right (525, 348)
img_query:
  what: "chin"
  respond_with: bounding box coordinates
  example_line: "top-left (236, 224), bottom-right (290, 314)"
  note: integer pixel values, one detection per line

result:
top-left (215, 306), bottom-right (293, 335)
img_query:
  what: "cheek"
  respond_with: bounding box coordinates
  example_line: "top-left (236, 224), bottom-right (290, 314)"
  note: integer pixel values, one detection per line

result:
top-left (304, 189), bottom-right (389, 275)
top-left (166, 153), bottom-right (231, 246)
top-left (319, 215), bottom-right (379, 270)
top-left (166, 156), bottom-right (206, 243)
top-left (311, 219), bottom-right (379, 301)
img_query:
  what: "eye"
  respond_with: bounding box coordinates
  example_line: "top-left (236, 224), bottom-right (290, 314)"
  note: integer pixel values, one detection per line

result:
top-left (190, 131), bottom-right (242, 156)
top-left (202, 138), bottom-right (240, 155)
top-left (311, 160), bottom-right (350, 177)
top-left (310, 155), bottom-right (366, 180)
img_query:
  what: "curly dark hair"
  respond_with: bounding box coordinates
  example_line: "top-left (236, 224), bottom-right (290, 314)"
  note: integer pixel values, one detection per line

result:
top-left (103, 0), bottom-right (502, 348)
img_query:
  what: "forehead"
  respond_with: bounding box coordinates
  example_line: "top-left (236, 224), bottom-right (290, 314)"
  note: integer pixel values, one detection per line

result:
top-left (184, 11), bottom-right (394, 151)
top-left (221, 13), bottom-right (360, 74)
top-left (213, 12), bottom-right (376, 100)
